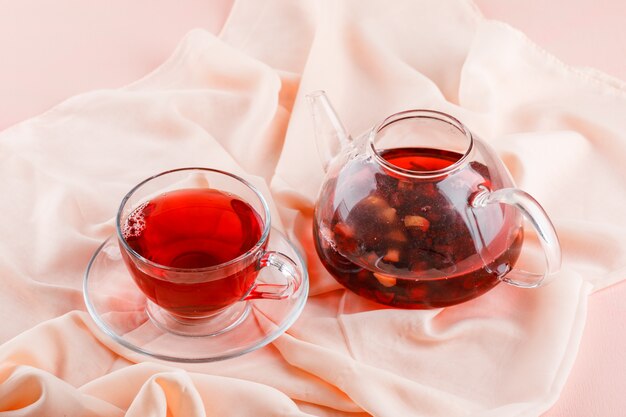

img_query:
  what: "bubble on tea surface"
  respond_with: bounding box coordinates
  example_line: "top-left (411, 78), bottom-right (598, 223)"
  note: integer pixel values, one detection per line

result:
top-left (123, 201), bottom-right (149, 238)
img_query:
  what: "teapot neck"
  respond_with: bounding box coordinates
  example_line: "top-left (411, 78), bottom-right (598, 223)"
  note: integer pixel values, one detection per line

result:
top-left (366, 109), bottom-right (474, 179)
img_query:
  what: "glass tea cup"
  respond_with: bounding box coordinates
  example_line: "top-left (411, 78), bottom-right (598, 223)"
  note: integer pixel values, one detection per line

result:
top-left (116, 167), bottom-right (301, 336)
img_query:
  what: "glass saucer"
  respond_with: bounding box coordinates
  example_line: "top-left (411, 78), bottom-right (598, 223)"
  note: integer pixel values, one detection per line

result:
top-left (83, 228), bottom-right (309, 363)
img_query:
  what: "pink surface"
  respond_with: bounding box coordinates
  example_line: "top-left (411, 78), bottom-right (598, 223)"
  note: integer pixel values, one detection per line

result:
top-left (0, 0), bottom-right (233, 129)
top-left (2, 0), bottom-right (625, 131)
top-left (1, 1), bottom-right (625, 415)
top-left (476, 0), bottom-right (626, 81)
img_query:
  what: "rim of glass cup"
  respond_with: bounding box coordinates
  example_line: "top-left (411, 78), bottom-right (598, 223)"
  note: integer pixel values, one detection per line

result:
top-left (368, 109), bottom-right (475, 179)
top-left (115, 167), bottom-right (272, 273)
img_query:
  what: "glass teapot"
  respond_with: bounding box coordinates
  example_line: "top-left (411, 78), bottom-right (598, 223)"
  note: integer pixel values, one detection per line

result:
top-left (308, 91), bottom-right (561, 308)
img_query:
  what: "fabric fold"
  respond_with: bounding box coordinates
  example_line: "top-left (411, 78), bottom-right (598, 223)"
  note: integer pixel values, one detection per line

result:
top-left (0, 0), bottom-right (625, 416)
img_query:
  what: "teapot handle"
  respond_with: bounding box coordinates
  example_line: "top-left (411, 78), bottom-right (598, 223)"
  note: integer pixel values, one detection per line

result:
top-left (471, 185), bottom-right (562, 288)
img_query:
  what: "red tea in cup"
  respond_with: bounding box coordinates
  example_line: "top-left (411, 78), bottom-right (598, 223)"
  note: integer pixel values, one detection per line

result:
top-left (116, 168), bottom-right (301, 334)
top-left (122, 188), bottom-right (264, 317)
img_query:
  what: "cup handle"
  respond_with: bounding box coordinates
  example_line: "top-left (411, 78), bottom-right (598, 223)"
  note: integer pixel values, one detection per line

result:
top-left (471, 185), bottom-right (562, 288)
top-left (246, 251), bottom-right (302, 300)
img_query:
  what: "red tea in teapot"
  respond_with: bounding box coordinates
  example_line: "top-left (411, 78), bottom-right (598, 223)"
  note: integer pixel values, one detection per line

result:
top-left (313, 147), bottom-right (523, 308)
top-left (309, 94), bottom-right (560, 307)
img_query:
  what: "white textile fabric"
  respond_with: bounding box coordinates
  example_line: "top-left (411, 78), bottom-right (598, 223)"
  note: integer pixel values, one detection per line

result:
top-left (1, 1), bottom-right (625, 416)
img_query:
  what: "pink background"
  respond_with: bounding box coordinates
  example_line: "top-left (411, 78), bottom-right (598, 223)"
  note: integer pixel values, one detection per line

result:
top-left (1, 1), bottom-right (624, 415)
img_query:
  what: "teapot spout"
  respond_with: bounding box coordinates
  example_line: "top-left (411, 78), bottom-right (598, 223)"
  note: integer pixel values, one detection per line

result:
top-left (306, 91), bottom-right (351, 171)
